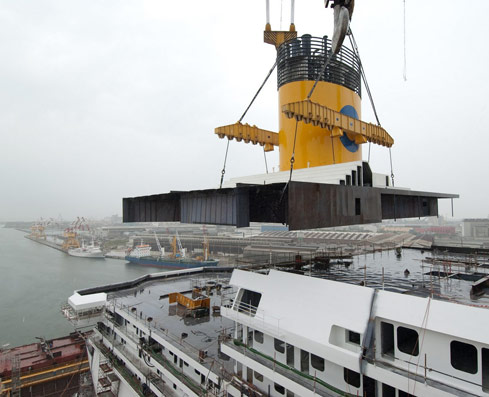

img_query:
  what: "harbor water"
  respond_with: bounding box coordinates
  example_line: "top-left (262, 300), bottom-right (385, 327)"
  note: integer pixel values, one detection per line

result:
top-left (0, 228), bottom-right (164, 347)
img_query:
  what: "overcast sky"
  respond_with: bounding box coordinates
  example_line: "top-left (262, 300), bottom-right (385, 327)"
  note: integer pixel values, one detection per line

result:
top-left (1, 0), bottom-right (488, 222)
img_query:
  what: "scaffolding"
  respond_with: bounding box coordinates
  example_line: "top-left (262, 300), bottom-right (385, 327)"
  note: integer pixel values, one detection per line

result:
top-left (78, 369), bottom-right (95, 397)
top-left (10, 355), bottom-right (20, 397)
top-left (96, 356), bottom-right (119, 396)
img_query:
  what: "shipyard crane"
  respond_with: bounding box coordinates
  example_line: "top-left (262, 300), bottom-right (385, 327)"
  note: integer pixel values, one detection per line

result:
top-left (202, 225), bottom-right (210, 261)
top-left (61, 217), bottom-right (94, 251)
top-left (175, 231), bottom-right (185, 258)
top-left (29, 218), bottom-right (52, 240)
top-left (153, 231), bottom-right (164, 257)
top-left (169, 231), bottom-right (186, 258)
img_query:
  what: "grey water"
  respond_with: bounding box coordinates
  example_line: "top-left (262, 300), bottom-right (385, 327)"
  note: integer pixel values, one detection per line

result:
top-left (0, 228), bottom-right (164, 348)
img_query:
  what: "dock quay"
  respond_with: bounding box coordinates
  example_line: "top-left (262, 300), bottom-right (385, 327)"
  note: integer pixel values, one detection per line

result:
top-left (24, 235), bottom-right (67, 253)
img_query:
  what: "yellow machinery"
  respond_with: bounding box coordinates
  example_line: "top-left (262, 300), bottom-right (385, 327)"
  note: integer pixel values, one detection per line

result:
top-left (169, 231), bottom-right (185, 258)
top-left (170, 236), bottom-right (178, 257)
top-left (215, 12), bottom-right (393, 171)
top-left (62, 230), bottom-right (80, 251)
top-left (29, 223), bottom-right (46, 240)
top-left (29, 218), bottom-right (54, 240)
top-left (169, 291), bottom-right (210, 310)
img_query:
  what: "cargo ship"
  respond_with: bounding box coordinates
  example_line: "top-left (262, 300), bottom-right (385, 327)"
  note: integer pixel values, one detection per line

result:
top-left (0, 333), bottom-right (90, 396)
top-left (125, 233), bottom-right (219, 269)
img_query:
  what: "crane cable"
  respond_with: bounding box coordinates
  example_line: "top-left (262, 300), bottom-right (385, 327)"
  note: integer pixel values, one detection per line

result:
top-left (219, 60), bottom-right (277, 188)
top-left (348, 29), bottom-right (395, 187)
top-left (348, 30), bottom-right (374, 164)
top-left (288, 119), bottom-right (299, 183)
top-left (284, 43), bottom-right (336, 190)
top-left (306, 51), bottom-right (335, 101)
top-left (403, 0), bottom-right (407, 82)
top-left (279, 118), bottom-right (299, 210)
top-left (287, 29), bottom-right (353, 194)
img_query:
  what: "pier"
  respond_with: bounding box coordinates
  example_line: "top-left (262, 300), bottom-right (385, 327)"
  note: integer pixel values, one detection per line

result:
top-left (24, 235), bottom-right (68, 253)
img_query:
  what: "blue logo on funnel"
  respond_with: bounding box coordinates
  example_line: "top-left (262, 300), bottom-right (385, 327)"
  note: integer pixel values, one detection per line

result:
top-left (339, 105), bottom-right (359, 153)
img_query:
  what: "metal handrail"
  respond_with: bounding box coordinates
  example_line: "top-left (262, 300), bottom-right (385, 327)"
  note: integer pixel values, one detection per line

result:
top-left (101, 315), bottom-right (208, 395)
top-left (221, 299), bottom-right (282, 336)
top-left (92, 336), bottom-right (148, 397)
top-left (377, 353), bottom-right (486, 391)
top-left (113, 301), bottom-right (218, 366)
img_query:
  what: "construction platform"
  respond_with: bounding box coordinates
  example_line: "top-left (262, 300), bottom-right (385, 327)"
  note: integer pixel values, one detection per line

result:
top-left (0, 333), bottom-right (90, 396)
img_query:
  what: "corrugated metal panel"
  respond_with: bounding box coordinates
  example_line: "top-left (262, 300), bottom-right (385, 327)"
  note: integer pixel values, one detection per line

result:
top-left (287, 182), bottom-right (382, 230)
top-left (123, 183), bottom-right (456, 230)
top-left (178, 187), bottom-right (250, 227)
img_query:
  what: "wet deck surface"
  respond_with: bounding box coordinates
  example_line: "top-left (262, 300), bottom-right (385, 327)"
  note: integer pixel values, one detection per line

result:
top-left (298, 249), bottom-right (489, 307)
top-left (108, 272), bottom-right (236, 372)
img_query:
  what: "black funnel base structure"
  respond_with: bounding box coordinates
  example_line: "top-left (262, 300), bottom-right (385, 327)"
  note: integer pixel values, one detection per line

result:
top-left (123, 182), bottom-right (458, 231)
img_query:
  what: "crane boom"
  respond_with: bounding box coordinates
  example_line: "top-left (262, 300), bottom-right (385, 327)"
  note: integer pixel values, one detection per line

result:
top-left (175, 231), bottom-right (185, 258)
top-left (153, 231), bottom-right (164, 256)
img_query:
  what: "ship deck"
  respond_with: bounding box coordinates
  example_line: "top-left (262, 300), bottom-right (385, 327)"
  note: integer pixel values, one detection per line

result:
top-left (87, 248), bottom-right (489, 359)
top-left (0, 333), bottom-right (86, 375)
top-left (267, 249), bottom-right (489, 307)
top-left (106, 271), bottom-right (236, 373)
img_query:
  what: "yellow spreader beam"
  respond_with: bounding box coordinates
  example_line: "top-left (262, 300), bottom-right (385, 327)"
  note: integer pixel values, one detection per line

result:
top-left (282, 100), bottom-right (394, 147)
top-left (215, 122), bottom-right (279, 152)
top-left (215, 101), bottom-right (393, 151)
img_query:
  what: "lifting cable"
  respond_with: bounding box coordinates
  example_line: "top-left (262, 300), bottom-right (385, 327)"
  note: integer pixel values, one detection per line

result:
top-left (288, 119), bottom-right (299, 183)
top-left (279, 118), bottom-right (299, 206)
top-left (403, 0), bottom-right (407, 82)
top-left (306, 51), bottom-right (335, 101)
top-left (219, 60), bottom-right (278, 188)
top-left (348, 30), bottom-right (381, 125)
top-left (331, 134), bottom-right (336, 164)
top-left (348, 29), bottom-right (395, 186)
top-left (263, 148), bottom-right (269, 174)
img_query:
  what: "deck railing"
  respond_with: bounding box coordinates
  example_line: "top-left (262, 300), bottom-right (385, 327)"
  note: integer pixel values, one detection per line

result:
top-left (277, 35), bottom-right (361, 96)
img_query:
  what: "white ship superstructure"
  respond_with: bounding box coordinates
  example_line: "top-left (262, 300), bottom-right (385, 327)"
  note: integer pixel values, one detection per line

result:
top-left (66, 269), bottom-right (240, 396)
top-left (64, 263), bottom-right (489, 397)
top-left (222, 269), bottom-right (489, 397)
top-left (68, 239), bottom-right (105, 258)
top-left (127, 240), bottom-right (152, 258)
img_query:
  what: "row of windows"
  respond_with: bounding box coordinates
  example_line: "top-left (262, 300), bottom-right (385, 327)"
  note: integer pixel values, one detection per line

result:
top-left (255, 329), bottom-right (361, 349)
top-left (382, 383), bottom-right (414, 397)
top-left (273, 382), bottom-right (294, 396)
top-left (254, 329), bottom-right (361, 376)
top-left (252, 329), bottom-right (362, 390)
top-left (252, 376), bottom-right (293, 397)
top-left (272, 336), bottom-right (326, 372)
top-left (168, 349), bottom-right (212, 387)
top-left (381, 321), bottom-right (489, 380)
top-left (255, 364), bottom-right (360, 391)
